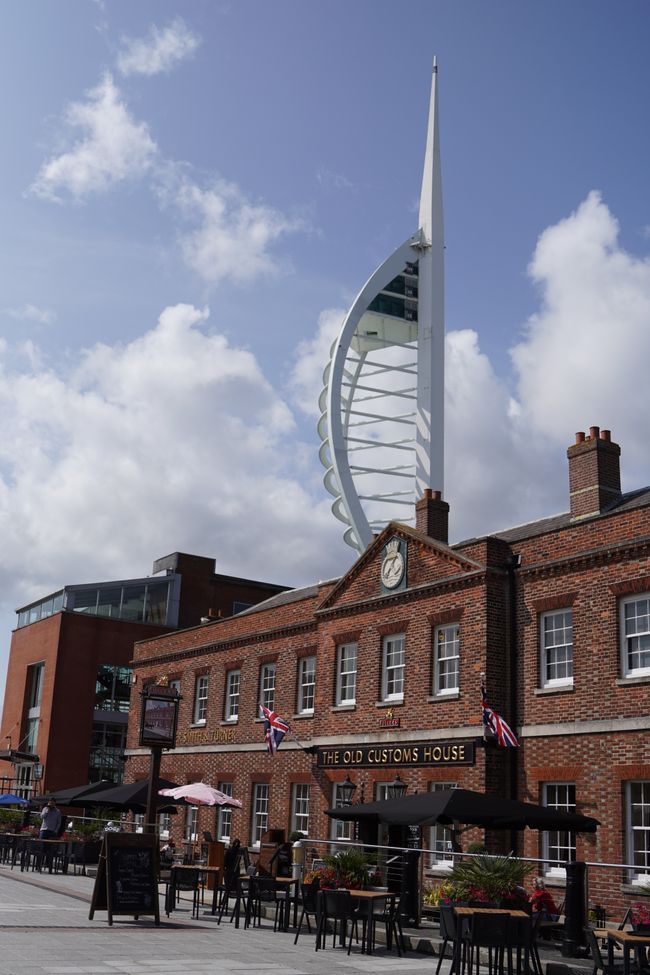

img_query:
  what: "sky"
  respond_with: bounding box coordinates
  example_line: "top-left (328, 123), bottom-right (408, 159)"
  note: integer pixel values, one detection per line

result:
top-left (1, 0), bottom-right (650, 705)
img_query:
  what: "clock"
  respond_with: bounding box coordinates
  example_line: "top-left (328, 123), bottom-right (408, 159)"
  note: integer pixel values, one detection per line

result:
top-left (381, 539), bottom-right (405, 589)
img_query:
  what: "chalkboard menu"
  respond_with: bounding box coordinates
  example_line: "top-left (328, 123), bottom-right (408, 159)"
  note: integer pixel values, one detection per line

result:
top-left (89, 832), bottom-right (160, 926)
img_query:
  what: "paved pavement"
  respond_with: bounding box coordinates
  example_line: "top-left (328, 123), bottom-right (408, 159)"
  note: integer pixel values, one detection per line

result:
top-left (0, 865), bottom-right (441, 975)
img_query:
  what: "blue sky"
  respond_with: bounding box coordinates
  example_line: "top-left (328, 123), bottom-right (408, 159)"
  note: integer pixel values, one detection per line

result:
top-left (1, 0), bottom-right (650, 704)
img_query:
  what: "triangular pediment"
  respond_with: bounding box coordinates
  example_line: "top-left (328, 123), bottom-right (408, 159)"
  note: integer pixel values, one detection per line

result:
top-left (317, 523), bottom-right (485, 612)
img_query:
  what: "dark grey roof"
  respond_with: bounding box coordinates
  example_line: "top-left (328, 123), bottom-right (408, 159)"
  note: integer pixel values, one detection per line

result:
top-left (235, 582), bottom-right (327, 616)
top-left (456, 486), bottom-right (650, 548)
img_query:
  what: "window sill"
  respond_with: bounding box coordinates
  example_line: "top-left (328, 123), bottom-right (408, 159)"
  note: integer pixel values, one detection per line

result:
top-left (622, 883), bottom-right (650, 895)
top-left (190, 721), bottom-right (207, 728)
top-left (427, 690), bottom-right (460, 702)
top-left (331, 704), bottom-right (356, 712)
top-left (534, 684), bottom-right (574, 696)
top-left (220, 719), bottom-right (238, 726)
top-left (375, 699), bottom-right (403, 709)
top-left (617, 675), bottom-right (650, 686)
top-left (292, 712), bottom-right (314, 720)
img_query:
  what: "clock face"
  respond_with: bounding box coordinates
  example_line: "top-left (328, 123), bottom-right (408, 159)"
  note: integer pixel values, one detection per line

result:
top-left (381, 549), bottom-right (405, 589)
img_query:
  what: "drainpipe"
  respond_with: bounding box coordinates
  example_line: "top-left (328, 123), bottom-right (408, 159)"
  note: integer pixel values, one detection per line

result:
top-left (507, 553), bottom-right (521, 852)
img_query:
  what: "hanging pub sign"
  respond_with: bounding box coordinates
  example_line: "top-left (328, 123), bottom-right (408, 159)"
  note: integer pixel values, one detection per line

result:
top-left (139, 682), bottom-right (181, 749)
top-left (316, 739), bottom-right (475, 770)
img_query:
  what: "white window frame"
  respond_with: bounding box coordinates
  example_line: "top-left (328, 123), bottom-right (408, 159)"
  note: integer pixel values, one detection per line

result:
top-left (225, 669), bottom-right (240, 722)
top-left (540, 609), bottom-right (574, 687)
top-left (216, 781), bottom-right (234, 843)
top-left (291, 783), bottom-right (310, 836)
top-left (541, 782), bottom-right (576, 877)
top-left (626, 781), bottom-right (650, 885)
top-left (184, 805), bottom-right (198, 843)
top-left (297, 657), bottom-right (316, 715)
top-left (192, 674), bottom-right (208, 725)
top-left (330, 782), bottom-right (355, 842)
top-left (336, 643), bottom-right (357, 705)
top-left (433, 624), bottom-right (460, 695)
top-left (251, 783), bottom-right (269, 847)
top-left (428, 782), bottom-right (457, 870)
top-left (620, 595), bottom-right (650, 679)
top-left (381, 634), bottom-right (405, 702)
top-left (259, 663), bottom-right (276, 712)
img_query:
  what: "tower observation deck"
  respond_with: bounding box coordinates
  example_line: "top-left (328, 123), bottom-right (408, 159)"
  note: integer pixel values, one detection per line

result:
top-left (318, 63), bottom-right (445, 553)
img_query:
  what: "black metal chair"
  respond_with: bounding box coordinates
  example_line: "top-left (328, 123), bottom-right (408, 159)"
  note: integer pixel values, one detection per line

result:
top-left (367, 891), bottom-right (407, 956)
top-left (248, 876), bottom-right (286, 931)
top-left (166, 867), bottom-right (202, 919)
top-left (437, 904), bottom-right (459, 975)
top-left (315, 889), bottom-right (360, 953)
top-left (466, 912), bottom-right (511, 975)
top-left (584, 927), bottom-right (635, 975)
top-left (294, 880), bottom-right (320, 944)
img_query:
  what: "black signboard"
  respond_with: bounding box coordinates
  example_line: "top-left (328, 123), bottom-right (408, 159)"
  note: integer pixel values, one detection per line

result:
top-left (316, 739), bottom-right (475, 770)
top-left (89, 832), bottom-right (160, 926)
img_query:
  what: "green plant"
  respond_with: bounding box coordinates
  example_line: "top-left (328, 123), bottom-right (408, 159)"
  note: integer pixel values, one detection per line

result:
top-left (449, 854), bottom-right (532, 904)
top-left (321, 848), bottom-right (375, 888)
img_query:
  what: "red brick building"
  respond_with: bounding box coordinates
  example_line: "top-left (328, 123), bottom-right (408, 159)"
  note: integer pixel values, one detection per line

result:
top-left (0, 552), bottom-right (288, 796)
top-left (126, 428), bottom-right (650, 914)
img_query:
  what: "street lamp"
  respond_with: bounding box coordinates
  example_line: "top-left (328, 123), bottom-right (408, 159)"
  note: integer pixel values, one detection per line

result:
top-left (337, 774), bottom-right (357, 805)
top-left (386, 773), bottom-right (407, 799)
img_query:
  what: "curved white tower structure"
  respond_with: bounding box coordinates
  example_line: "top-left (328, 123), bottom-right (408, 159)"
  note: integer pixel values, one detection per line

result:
top-left (319, 63), bottom-right (444, 552)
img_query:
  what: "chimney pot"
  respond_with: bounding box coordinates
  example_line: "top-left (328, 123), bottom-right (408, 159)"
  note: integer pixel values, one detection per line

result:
top-left (415, 488), bottom-right (449, 544)
top-left (424, 488), bottom-right (432, 499)
top-left (589, 425), bottom-right (600, 440)
top-left (601, 429), bottom-right (611, 442)
top-left (433, 490), bottom-right (442, 501)
top-left (575, 431), bottom-right (585, 444)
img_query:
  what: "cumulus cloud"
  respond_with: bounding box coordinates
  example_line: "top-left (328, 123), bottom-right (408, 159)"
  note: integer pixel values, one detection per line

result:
top-left (172, 177), bottom-right (304, 286)
top-left (29, 74), bottom-right (156, 202)
top-left (290, 307), bottom-right (344, 416)
top-left (2, 304), bottom-right (56, 325)
top-left (0, 304), bottom-right (346, 615)
top-left (116, 18), bottom-right (200, 77)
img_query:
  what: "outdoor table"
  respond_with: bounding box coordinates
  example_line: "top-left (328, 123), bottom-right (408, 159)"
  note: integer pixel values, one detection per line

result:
top-left (165, 864), bottom-right (221, 918)
top-left (607, 928), bottom-right (650, 975)
top-left (19, 837), bottom-right (68, 874)
top-left (348, 889), bottom-right (396, 954)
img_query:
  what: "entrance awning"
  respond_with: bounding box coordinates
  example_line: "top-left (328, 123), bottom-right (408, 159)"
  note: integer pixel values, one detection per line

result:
top-left (326, 787), bottom-right (599, 832)
top-left (0, 750), bottom-right (40, 764)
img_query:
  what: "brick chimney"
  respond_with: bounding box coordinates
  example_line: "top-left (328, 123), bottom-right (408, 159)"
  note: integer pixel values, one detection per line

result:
top-left (567, 426), bottom-right (621, 520)
top-left (415, 489), bottom-right (449, 544)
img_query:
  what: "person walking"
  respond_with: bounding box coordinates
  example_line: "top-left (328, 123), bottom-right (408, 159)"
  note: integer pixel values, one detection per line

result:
top-left (39, 798), bottom-right (61, 839)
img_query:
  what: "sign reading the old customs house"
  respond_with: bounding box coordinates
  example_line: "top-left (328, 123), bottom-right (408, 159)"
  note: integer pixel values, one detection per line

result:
top-left (316, 739), bottom-right (474, 770)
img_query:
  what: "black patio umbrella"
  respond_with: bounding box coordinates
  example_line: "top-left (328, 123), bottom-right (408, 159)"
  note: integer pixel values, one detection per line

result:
top-left (76, 777), bottom-right (182, 812)
top-left (46, 780), bottom-right (116, 806)
top-left (326, 787), bottom-right (599, 832)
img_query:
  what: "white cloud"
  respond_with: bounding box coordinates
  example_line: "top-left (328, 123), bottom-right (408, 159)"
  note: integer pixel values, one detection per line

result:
top-left (2, 304), bottom-right (56, 325)
top-left (172, 177), bottom-right (304, 286)
top-left (290, 308), bottom-right (344, 416)
top-left (316, 168), bottom-right (355, 192)
top-left (29, 74), bottom-right (157, 202)
top-left (116, 18), bottom-right (200, 77)
top-left (0, 304), bottom-right (346, 621)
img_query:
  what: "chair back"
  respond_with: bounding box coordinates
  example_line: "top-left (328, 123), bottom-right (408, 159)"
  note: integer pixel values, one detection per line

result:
top-left (470, 912), bottom-right (511, 948)
top-left (618, 907), bottom-right (632, 930)
top-left (174, 868), bottom-right (200, 891)
top-left (584, 926), bottom-right (604, 969)
top-left (300, 880), bottom-right (320, 912)
top-left (439, 904), bottom-right (457, 940)
top-left (252, 876), bottom-right (279, 903)
top-left (322, 889), bottom-right (354, 920)
top-left (509, 913), bottom-right (533, 949)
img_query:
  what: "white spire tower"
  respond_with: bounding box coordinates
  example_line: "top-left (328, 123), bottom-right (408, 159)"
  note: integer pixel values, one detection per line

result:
top-left (318, 63), bottom-right (445, 552)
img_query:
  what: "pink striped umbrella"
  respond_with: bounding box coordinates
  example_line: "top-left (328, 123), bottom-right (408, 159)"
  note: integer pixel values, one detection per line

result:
top-left (158, 782), bottom-right (242, 807)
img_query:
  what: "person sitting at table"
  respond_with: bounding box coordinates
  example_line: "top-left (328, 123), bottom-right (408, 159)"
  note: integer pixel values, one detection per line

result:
top-left (160, 839), bottom-right (176, 866)
top-left (39, 798), bottom-right (61, 840)
top-left (531, 877), bottom-right (559, 918)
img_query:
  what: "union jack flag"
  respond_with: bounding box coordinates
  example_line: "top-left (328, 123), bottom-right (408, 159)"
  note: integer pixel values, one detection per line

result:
top-left (260, 704), bottom-right (290, 755)
top-left (481, 680), bottom-right (519, 748)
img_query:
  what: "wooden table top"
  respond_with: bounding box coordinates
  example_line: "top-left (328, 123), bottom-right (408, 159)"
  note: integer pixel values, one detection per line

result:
top-left (606, 929), bottom-right (650, 944)
top-left (455, 907), bottom-right (529, 918)
top-left (171, 864), bottom-right (220, 875)
top-left (346, 889), bottom-right (394, 900)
